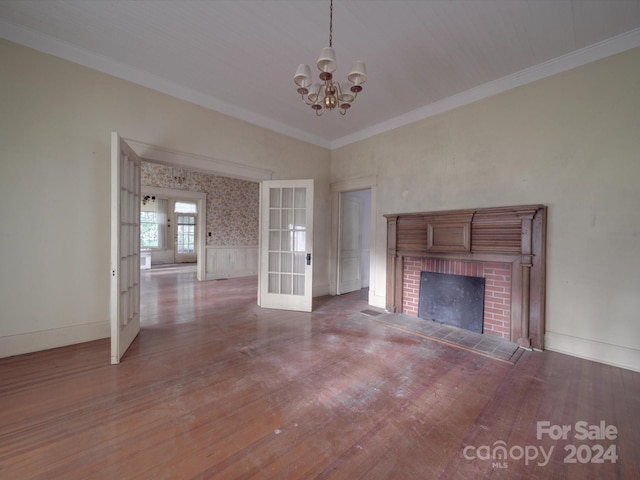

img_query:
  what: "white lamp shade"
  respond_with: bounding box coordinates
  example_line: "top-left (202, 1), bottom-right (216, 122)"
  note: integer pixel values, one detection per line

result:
top-left (339, 83), bottom-right (355, 103)
top-left (317, 47), bottom-right (337, 73)
top-left (308, 83), bottom-right (322, 103)
top-left (348, 61), bottom-right (367, 85)
top-left (294, 64), bottom-right (312, 88)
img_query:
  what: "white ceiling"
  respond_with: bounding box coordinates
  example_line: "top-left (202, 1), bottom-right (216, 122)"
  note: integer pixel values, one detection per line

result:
top-left (1, 0), bottom-right (640, 149)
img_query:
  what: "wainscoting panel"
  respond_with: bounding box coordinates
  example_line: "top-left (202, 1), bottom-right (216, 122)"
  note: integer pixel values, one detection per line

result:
top-left (206, 246), bottom-right (258, 280)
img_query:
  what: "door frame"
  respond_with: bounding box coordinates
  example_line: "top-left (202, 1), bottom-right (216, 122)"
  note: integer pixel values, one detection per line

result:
top-left (125, 139), bottom-right (273, 283)
top-left (330, 176), bottom-right (377, 302)
top-left (141, 187), bottom-right (206, 280)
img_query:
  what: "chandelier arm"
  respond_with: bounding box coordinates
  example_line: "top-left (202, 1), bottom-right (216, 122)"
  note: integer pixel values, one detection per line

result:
top-left (301, 94), bottom-right (315, 106)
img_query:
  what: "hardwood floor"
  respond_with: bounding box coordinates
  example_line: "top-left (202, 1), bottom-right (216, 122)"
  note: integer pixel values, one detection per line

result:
top-left (1, 270), bottom-right (639, 479)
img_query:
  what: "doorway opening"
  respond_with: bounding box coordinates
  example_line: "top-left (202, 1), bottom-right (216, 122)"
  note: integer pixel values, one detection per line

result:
top-left (172, 200), bottom-right (198, 263)
top-left (141, 186), bottom-right (207, 281)
top-left (330, 176), bottom-right (377, 305)
top-left (337, 189), bottom-right (371, 295)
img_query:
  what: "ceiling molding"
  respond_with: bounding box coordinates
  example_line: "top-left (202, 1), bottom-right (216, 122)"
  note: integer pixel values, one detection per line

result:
top-left (3, 19), bottom-right (639, 151)
top-left (331, 27), bottom-right (640, 150)
top-left (0, 19), bottom-right (331, 149)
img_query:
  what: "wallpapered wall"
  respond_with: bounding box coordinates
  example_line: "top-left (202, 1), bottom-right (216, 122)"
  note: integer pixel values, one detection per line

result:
top-left (141, 162), bottom-right (259, 246)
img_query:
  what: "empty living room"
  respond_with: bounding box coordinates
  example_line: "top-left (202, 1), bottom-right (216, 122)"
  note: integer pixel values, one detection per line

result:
top-left (1, 1), bottom-right (639, 478)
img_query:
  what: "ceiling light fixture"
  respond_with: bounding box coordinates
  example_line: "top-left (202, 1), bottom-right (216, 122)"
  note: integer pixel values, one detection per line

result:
top-left (294, 0), bottom-right (366, 116)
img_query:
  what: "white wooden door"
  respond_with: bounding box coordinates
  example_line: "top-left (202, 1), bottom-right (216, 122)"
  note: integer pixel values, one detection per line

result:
top-left (110, 133), bottom-right (141, 364)
top-left (259, 179), bottom-right (313, 312)
top-left (338, 192), bottom-right (363, 294)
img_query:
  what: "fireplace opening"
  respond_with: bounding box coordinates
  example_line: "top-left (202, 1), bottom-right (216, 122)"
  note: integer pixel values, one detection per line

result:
top-left (418, 271), bottom-right (486, 333)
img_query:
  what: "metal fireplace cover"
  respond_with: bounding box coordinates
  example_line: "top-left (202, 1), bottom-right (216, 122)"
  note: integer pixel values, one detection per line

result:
top-left (417, 271), bottom-right (485, 333)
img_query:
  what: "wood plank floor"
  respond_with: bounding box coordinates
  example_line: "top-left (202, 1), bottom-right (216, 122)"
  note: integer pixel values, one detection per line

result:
top-left (1, 270), bottom-right (639, 479)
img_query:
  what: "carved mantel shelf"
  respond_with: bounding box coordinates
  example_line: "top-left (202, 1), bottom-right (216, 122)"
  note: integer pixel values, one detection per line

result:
top-left (384, 205), bottom-right (547, 349)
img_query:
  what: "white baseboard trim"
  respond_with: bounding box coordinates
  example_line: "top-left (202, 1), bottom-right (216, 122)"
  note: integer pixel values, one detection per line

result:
top-left (545, 331), bottom-right (640, 373)
top-left (0, 321), bottom-right (110, 359)
top-left (205, 270), bottom-right (258, 280)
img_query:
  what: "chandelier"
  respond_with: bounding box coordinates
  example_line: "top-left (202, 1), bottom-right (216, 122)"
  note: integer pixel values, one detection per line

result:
top-left (142, 195), bottom-right (156, 206)
top-left (293, 0), bottom-right (367, 116)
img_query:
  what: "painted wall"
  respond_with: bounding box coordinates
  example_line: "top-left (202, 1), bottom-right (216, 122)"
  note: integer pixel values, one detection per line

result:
top-left (2, 37), bottom-right (639, 372)
top-left (0, 40), bottom-right (330, 358)
top-left (331, 48), bottom-right (640, 371)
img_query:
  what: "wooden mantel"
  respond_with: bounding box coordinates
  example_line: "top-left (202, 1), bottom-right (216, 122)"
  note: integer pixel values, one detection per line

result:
top-left (384, 205), bottom-right (547, 349)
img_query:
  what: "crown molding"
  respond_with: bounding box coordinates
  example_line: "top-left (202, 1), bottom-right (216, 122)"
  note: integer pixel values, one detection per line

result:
top-left (331, 27), bottom-right (640, 149)
top-left (2, 19), bottom-right (638, 151)
top-left (0, 19), bottom-right (331, 149)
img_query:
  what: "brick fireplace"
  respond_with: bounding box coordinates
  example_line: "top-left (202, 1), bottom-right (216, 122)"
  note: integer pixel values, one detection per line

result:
top-left (384, 205), bottom-right (547, 349)
top-left (403, 258), bottom-right (512, 339)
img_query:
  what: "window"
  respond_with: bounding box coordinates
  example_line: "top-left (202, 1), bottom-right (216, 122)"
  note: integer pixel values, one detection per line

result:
top-left (140, 197), bottom-right (167, 249)
top-left (175, 201), bottom-right (197, 214)
top-left (141, 211), bottom-right (160, 248)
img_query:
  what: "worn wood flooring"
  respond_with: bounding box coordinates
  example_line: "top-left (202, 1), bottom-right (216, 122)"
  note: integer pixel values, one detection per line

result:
top-left (1, 270), bottom-right (639, 479)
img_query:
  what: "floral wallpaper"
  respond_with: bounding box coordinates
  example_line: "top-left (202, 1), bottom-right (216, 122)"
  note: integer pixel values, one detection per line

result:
top-left (141, 162), bottom-right (259, 246)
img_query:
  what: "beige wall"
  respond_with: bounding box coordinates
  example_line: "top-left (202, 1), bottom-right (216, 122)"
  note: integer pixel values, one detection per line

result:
top-left (0, 40), bottom-right (330, 357)
top-left (2, 37), bottom-right (639, 371)
top-left (331, 48), bottom-right (640, 371)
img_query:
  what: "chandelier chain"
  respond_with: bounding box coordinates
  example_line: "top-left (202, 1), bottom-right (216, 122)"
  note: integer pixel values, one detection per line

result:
top-left (329, 0), bottom-right (333, 48)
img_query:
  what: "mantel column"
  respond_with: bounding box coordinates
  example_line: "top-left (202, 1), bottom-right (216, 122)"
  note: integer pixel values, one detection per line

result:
top-left (518, 213), bottom-right (535, 349)
top-left (386, 216), bottom-right (399, 312)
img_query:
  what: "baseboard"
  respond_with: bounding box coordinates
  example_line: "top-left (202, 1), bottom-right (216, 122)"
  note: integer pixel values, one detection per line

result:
top-left (205, 269), bottom-right (258, 280)
top-left (0, 321), bottom-right (110, 359)
top-left (545, 331), bottom-right (640, 373)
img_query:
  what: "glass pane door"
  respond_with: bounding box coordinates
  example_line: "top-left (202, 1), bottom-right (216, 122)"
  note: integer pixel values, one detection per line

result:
top-left (176, 214), bottom-right (196, 254)
top-left (259, 179), bottom-right (313, 312)
top-left (267, 187), bottom-right (307, 296)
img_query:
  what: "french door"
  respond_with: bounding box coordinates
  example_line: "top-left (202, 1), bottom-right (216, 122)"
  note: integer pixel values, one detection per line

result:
top-left (259, 179), bottom-right (314, 312)
top-left (173, 211), bottom-right (197, 263)
top-left (110, 133), bottom-right (141, 364)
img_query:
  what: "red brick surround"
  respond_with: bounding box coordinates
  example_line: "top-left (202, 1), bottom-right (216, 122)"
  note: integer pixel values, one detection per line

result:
top-left (402, 257), bottom-right (512, 339)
